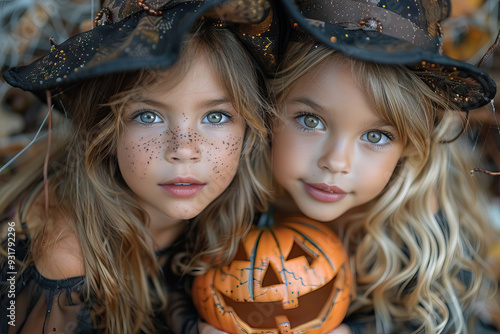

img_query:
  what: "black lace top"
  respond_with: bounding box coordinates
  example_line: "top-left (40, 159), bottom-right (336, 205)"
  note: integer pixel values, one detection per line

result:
top-left (0, 231), bottom-right (199, 334)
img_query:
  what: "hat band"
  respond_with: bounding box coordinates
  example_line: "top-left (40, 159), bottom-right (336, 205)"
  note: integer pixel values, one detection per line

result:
top-left (99, 0), bottom-right (271, 26)
top-left (203, 0), bottom-right (271, 24)
top-left (297, 0), bottom-right (439, 51)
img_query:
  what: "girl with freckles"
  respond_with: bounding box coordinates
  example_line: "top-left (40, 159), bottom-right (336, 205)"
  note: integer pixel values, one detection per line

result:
top-left (270, 0), bottom-right (499, 332)
top-left (0, 0), bottom-right (275, 332)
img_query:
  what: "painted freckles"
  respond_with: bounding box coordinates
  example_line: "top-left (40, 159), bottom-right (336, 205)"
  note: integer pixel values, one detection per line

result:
top-left (122, 127), bottom-right (242, 180)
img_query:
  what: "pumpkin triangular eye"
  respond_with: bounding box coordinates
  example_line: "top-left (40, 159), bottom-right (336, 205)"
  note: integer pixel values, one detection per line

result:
top-left (233, 242), bottom-right (248, 261)
top-left (261, 263), bottom-right (282, 287)
top-left (286, 241), bottom-right (315, 266)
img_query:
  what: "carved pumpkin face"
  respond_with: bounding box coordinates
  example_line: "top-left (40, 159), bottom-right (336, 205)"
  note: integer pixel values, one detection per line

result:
top-left (192, 214), bottom-right (351, 334)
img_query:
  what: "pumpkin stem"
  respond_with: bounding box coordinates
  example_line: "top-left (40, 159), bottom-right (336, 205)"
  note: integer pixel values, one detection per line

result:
top-left (256, 205), bottom-right (276, 228)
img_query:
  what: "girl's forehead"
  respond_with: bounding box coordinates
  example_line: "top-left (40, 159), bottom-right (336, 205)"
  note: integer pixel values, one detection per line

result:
top-left (123, 62), bottom-right (233, 113)
top-left (147, 50), bottom-right (219, 91)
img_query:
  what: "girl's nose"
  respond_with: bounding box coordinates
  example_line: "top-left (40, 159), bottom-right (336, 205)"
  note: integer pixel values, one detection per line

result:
top-left (317, 140), bottom-right (351, 174)
top-left (164, 131), bottom-right (201, 163)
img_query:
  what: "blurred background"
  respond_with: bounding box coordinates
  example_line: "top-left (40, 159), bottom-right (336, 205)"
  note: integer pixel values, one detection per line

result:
top-left (0, 0), bottom-right (94, 179)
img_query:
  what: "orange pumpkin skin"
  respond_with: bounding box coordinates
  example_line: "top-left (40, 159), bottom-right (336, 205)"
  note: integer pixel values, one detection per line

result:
top-left (192, 214), bottom-right (351, 334)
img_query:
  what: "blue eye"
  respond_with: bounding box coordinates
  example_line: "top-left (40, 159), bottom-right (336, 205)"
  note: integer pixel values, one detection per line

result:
top-left (202, 111), bottom-right (231, 124)
top-left (134, 110), bottom-right (162, 124)
top-left (361, 130), bottom-right (392, 145)
top-left (296, 114), bottom-right (325, 130)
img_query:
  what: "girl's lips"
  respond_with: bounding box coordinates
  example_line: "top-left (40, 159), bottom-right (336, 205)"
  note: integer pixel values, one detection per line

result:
top-left (160, 184), bottom-right (205, 198)
top-left (303, 182), bottom-right (347, 203)
top-left (159, 177), bottom-right (205, 198)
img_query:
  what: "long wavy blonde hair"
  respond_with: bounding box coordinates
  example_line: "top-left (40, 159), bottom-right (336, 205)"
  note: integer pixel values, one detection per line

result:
top-left (272, 43), bottom-right (497, 333)
top-left (0, 22), bottom-right (272, 333)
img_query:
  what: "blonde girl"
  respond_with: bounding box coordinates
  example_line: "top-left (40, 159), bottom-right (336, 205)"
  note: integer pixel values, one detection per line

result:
top-left (0, 0), bottom-right (277, 332)
top-left (270, 0), bottom-right (499, 332)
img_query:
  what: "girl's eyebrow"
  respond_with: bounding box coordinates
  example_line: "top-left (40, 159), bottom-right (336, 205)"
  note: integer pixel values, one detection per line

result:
top-left (202, 98), bottom-right (233, 109)
top-left (290, 96), bottom-right (394, 128)
top-left (130, 98), bottom-right (233, 109)
top-left (368, 119), bottom-right (393, 128)
top-left (288, 97), bottom-right (328, 114)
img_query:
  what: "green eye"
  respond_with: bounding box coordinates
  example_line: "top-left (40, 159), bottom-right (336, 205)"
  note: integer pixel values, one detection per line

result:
top-left (367, 131), bottom-right (382, 143)
top-left (304, 116), bottom-right (319, 128)
top-left (296, 114), bottom-right (325, 130)
top-left (140, 112), bottom-right (157, 123)
top-left (207, 112), bottom-right (223, 123)
top-left (202, 111), bottom-right (230, 125)
top-left (362, 130), bottom-right (392, 145)
top-left (134, 110), bottom-right (162, 124)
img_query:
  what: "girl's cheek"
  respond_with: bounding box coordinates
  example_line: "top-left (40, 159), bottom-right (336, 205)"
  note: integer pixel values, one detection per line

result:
top-left (118, 129), bottom-right (168, 181)
top-left (204, 134), bottom-right (243, 181)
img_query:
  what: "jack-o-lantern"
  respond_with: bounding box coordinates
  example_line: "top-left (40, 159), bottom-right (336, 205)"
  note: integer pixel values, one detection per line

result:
top-left (192, 211), bottom-right (351, 334)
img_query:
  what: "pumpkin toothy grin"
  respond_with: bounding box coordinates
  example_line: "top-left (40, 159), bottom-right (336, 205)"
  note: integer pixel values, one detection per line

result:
top-left (219, 275), bottom-right (340, 329)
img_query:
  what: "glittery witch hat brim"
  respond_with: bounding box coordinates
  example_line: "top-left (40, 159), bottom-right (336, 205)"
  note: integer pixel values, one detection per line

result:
top-left (2, 0), bottom-right (283, 95)
top-left (280, 0), bottom-right (497, 111)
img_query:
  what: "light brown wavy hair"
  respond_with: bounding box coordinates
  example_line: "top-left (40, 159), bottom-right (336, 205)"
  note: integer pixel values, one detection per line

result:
top-left (0, 21), bottom-right (272, 333)
top-left (271, 43), bottom-right (497, 334)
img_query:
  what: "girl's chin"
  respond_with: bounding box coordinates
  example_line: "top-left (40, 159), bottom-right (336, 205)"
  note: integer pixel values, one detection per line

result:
top-left (172, 211), bottom-right (201, 221)
top-left (296, 204), bottom-right (345, 223)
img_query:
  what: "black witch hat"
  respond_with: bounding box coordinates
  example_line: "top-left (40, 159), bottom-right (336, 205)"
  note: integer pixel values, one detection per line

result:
top-left (280, 0), bottom-right (497, 111)
top-left (3, 0), bottom-right (284, 94)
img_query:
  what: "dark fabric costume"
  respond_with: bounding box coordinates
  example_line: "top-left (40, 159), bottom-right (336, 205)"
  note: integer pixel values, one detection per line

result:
top-left (0, 227), bottom-right (198, 334)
